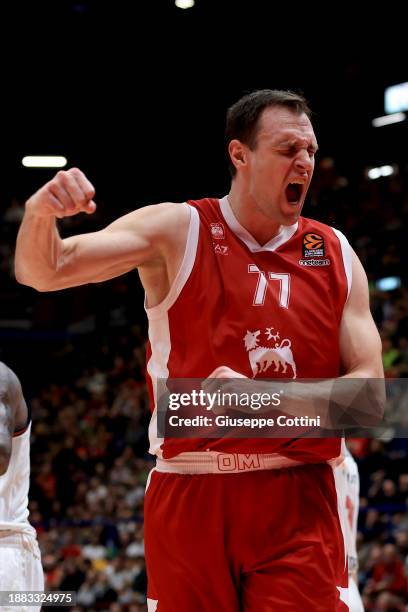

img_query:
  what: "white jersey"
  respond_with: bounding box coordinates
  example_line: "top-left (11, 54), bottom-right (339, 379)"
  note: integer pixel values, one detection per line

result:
top-left (337, 447), bottom-right (360, 574)
top-left (0, 422), bottom-right (36, 536)
top-left (0, 422), bottom-right (44, 606)
top-left (336, 448), bottom-right (364, 611)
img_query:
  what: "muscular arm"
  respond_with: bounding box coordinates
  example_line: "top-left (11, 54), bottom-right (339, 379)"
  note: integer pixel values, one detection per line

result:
top-left (15, 168), bottom-right (190, 292)
top-left (340, 249), bottom-right (383, 378)
top-left (206, 249), bottom-right (384, 428)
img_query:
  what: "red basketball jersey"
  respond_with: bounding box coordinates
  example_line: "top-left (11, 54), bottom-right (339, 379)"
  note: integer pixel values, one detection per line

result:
top-left (146, 196), bottom-right (352, 462)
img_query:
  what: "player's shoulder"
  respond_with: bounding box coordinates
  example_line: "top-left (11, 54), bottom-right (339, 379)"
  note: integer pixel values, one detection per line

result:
top-left (114, 201), bottom-right (191, 237)
top-left (149, 201), bottom-right (191, 233)
top-left (0, 364), bottom-right (15, 409)
top-left (128, 198), bottom-right (215, 224)
top-left (151, 201), bottom-right (187, 212)
top-left (141, 201), bottom-right (190, 220)
top-left (0, 362), bottom-right (14, 383)
top-left (155, 197), bottom-right (220, 215)
top-left (0, 363), bottom-right (22, 395)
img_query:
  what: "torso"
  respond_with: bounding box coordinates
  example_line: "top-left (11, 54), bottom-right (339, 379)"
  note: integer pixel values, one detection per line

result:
top-left (145, 196), bottom-right (352, 461)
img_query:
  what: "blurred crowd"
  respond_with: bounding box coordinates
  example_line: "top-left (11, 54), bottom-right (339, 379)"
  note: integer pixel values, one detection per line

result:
top-left (30, 330), bottom-right (151, 611)
top-left (0, 158), bottom-right (407, 611)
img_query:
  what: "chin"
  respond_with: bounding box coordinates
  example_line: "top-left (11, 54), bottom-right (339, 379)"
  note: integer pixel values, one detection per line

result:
top-left (282, 201), bottom-right (304, 223)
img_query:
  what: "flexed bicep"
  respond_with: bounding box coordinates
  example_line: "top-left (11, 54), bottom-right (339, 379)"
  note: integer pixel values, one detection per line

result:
top-left (16, 174), bottom-right (189, 291)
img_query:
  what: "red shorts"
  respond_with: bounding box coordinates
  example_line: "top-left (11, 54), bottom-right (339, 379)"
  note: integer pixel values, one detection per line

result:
top-left (144, 462), bottom-right (348, 611)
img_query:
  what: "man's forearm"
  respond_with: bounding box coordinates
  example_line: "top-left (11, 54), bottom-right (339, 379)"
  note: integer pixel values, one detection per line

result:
top-left (280, 376), bottom-right (384, 429)
top-left (15, 207), bottom-right (62, 290)
top-left (206, 377), bottom-right (385, 431)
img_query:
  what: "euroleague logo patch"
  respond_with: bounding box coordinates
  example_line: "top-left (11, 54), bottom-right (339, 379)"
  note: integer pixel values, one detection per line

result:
top-left (302, 233), bottom-right (325, 257)
top-left (299, 232), bottom-right (330, 266)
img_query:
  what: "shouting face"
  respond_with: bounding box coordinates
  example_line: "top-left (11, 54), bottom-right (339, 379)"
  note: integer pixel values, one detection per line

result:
top-left (231, 106), bottom-right (318, 226)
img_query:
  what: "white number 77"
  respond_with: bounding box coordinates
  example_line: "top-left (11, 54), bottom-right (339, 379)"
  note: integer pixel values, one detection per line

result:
top-left (248, 264), bottom-right (290, 308)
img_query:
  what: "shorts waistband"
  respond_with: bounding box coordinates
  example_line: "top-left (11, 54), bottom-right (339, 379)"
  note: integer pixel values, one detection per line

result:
top-left (156, 451), bottom-right (304, 474)
top-left (0, 531), bottom-right (41, 558)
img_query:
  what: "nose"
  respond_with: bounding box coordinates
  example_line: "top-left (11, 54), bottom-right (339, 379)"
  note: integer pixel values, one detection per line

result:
top-left (294, 149), bottom-right (313, 173)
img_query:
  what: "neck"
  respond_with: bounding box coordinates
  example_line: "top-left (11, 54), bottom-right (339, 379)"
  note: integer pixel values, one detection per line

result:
top-left (228, 182), bottom-right (282, 245)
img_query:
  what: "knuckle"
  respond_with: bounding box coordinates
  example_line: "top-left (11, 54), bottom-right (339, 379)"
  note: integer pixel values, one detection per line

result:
top-left (77, 189), bottom-right (89, 202)
top-left (84, 188), bottom-right (95, 199)
top-left (76, 197), bottom-right (88, 208)
top-left (45, 184), bottom-right (56, 198)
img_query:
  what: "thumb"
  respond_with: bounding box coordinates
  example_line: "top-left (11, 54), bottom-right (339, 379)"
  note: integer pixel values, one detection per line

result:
top-left (84, 200), bottom-right (97, 215)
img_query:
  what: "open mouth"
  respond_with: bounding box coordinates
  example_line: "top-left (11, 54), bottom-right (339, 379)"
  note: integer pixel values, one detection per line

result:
top-left (285, 182), bottom-right (303, 204)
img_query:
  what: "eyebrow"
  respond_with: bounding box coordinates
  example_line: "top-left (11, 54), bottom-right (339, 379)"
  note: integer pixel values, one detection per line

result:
top-left (276, 138), bottom-right (319, 152)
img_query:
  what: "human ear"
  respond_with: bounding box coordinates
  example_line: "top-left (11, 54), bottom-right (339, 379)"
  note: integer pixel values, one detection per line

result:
top-left (228, 139), bottom-right (247, 171)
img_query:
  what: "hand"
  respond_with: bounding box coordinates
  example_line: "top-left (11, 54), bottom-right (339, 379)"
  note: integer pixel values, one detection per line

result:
top-left (203, 366), bottom-right (248, 415)
top-left (26, 168), bottom-right (96, 219)
top-left (208, 366), bottom-right (247, 379)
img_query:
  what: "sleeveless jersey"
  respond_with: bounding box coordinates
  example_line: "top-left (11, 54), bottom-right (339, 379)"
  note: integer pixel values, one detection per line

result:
top-left (0, 422), bottom-right (36, 536)
top-left (146, 196), bottom-right (352, 462)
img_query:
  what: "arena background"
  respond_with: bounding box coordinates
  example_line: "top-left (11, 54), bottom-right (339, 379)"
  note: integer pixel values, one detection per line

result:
top-left (0, 2), bottom-right (407, 610)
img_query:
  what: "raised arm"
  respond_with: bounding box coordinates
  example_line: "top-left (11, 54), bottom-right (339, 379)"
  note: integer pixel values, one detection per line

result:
top-left (15, 168), bottom-right (190, 291)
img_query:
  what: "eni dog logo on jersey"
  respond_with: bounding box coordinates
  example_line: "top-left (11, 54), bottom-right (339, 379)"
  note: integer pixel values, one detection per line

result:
top-left (244, 328), bottom-right (297, 379)
top-left (302, 233), bottom-right (325, 257)
top-left (299, 232), bottom-right (331, 266)
top-left (210, 222), bottom-right (225, 240)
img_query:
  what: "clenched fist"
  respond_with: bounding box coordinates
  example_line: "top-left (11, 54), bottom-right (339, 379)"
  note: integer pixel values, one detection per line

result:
top-left (26, 168), bottom-right (96, 218)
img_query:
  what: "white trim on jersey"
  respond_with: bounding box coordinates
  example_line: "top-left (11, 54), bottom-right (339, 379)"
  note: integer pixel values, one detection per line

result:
top-left (331, 227), bottom-right (353, 299)
top-left (145, 204), bottom-right (200, 319)
top-left (219, 196), bottom-right (299, 253)
top-left (145, 204), bottom-right (200, 456)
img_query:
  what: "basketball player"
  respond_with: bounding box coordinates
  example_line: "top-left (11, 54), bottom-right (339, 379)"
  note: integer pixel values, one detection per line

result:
top-left (15, 90), bottom-right (383, 611)
top-left (336, 447), bottom-right (365, 612)
top-left (0, 362), bottom-right (44, 610)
